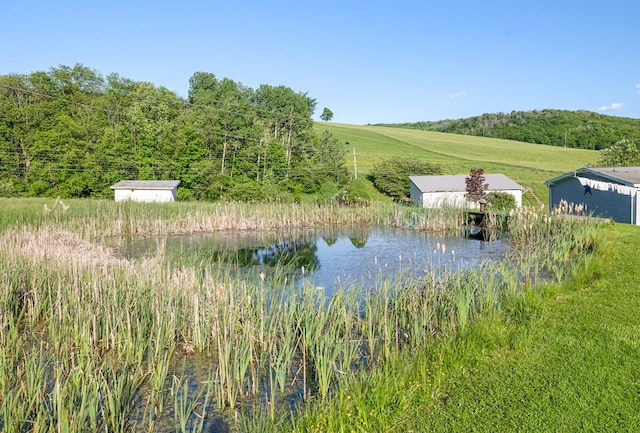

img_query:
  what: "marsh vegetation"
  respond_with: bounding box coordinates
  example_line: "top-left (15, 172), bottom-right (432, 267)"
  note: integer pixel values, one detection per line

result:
top-left (0, 199), bottom-right (599, 432)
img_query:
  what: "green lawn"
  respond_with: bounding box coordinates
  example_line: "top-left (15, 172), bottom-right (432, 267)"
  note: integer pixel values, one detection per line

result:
top-left (314, 122), bottom-right (600, 206)
top-left (408, 223), bottom-right (640, 432)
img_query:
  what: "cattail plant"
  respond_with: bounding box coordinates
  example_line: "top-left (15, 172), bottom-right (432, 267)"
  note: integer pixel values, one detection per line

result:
top-left (0, 198), bottom-right (601, 431)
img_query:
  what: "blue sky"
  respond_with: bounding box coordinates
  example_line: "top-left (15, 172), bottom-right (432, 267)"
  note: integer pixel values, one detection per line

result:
top-left (2, 0), bottom-right (639, 124)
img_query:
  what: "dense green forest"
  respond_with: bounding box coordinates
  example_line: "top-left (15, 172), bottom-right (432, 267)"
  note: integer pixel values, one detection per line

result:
top-left (378, 109), bottom-right (640, 150)
top-left (5, 64), bottom-right (637, 201)
top-left (0, 64), bottom-right (348, 199)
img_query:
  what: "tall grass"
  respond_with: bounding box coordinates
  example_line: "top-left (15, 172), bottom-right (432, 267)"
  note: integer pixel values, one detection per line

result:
top-left (0, 199), bottom-right (601, 431)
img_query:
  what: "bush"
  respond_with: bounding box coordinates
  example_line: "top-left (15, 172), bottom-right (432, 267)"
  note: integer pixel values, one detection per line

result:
top-left (177, 188), bottom-right (194, 201)
top-left (369, 159), bottom-right (442, 201)
top-left (341, 178), bottom-right (371, 206)
top-left (0, 179), bottom-right (17, 197)
top-left (485, 192), bottom-right (516, 212)
top-left (27, 180), bottom-right (51, 197)
top-left (318, 181), bottom-right (339, 204)
top-left (224, 181), bottom-right (268, 202)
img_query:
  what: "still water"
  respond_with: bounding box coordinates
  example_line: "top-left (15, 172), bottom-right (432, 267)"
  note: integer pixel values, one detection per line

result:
top-left (115, 227), bottom-right (510, 432)
top-left (120, 226), bottom-right (508, 295)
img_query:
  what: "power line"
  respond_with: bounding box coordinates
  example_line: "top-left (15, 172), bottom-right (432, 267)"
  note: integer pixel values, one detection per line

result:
top-left (0, 77), bottom-right (352, 188)
top-left (0, 149), bottom-right (353, 175)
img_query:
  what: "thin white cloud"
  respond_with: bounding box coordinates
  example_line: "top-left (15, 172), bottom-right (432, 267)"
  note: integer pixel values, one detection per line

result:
top-left (449, 91), bottom-right (467, 99)
top-left (597, 102), bottom-right (624, 112)
top-left (636, 83), bottom-right (640, 93)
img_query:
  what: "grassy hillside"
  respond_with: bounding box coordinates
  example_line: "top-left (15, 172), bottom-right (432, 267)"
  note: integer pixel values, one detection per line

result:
top-left (376, 109), bottom-right (640, 150)
top-left (315, 122), bottom-right (599, 206)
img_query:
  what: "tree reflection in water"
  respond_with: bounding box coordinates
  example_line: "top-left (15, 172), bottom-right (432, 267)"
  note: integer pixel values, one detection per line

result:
top-left (119, 227), bottom-right (506, 295)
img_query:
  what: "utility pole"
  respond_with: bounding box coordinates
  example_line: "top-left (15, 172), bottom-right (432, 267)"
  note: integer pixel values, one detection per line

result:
top-left (347, 141), bottom-right (357, 179)
top-left (353, 146), bottom-right (358, 179)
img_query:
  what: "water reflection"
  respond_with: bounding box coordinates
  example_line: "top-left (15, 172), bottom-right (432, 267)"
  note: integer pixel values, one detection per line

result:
top-left (228, 238), bottom-right (318, 270)
top-left (119, 227), bottom-right (509, 295)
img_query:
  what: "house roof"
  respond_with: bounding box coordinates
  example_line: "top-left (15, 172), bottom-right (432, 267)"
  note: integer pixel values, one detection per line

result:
top-left (110, 180), bottom-right (181, 190)
top-left (409, 174), bottom-right (523, 193)
top-left (545, 167), bottom-right (640, 187)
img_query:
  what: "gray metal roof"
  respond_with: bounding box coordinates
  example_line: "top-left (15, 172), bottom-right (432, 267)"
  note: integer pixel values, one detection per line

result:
top-left (110, 180), bottom-right (181, 190)
top-left (409, 174), bottom-right (523, 193)
top-left (545, 167), bottom-right (640, 187)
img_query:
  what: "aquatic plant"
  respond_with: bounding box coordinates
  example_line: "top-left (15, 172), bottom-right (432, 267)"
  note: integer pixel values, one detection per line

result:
top-left (0, 198), bottom-right (601, 431)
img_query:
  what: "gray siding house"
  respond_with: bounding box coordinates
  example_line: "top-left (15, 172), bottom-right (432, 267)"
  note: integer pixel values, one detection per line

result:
top-left (545, 167), bottom-right (640, 225)
top-left (409, 174), bottom-right (524, 208)
top-left (110, 180), bottom-right (181, 203)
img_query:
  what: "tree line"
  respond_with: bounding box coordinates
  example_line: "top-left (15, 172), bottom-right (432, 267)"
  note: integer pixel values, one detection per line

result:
top-left (378, 109), bottom-right (640, 150)
top-left (0, 64), bottom-right (348, 200)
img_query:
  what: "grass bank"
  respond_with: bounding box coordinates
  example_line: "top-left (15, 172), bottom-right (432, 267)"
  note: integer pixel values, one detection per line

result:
top-left (285, 223), bottom-right (640, 432)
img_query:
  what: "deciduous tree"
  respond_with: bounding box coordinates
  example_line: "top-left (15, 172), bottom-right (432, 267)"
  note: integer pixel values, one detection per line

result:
top-left (465, 168), bottom-right (488, 203)
top-left (0, 64), bottom-right (347, 200)
top-left (320, 107), bottom-right (333, 122)
top-left (595, 138), bottom-right (640, 166)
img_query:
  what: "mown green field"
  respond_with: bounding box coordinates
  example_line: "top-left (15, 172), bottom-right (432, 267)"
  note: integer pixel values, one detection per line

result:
top-left (314, 122), bottom-right (600, 206)
top-left (409, 223), bottom-right (640, 431)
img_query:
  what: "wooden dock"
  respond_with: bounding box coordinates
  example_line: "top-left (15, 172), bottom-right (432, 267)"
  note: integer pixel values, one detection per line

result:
top-left (465, 211), bottom-right (508, 241)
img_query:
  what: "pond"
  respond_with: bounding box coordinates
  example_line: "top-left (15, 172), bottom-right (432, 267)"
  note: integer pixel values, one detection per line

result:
top-left (109, 226), bottom-right (514, 431)
top-left (119, 226), bottom-right (508, 295)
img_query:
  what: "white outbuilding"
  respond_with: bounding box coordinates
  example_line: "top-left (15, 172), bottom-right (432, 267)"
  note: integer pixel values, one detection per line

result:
top-left (409, 174), bottom-right (523, 208)
top-left (545, 167), bottom-right (640, 225)
top-left (110, 180), bottom-right (181, 203)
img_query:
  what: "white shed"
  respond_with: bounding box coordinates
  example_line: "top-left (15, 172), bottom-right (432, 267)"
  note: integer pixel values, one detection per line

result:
top-left (110, 180), bottom-right (181, 203)
top-left (545, 167), bottom-right (640, 225)
top-left (409, 174), bottom-right (523, 208)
